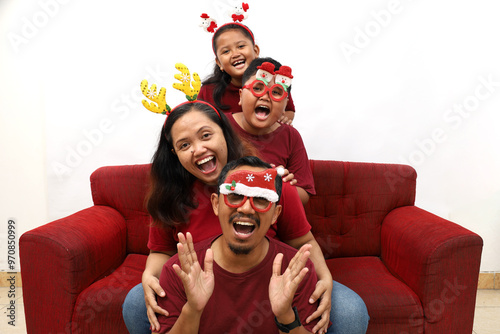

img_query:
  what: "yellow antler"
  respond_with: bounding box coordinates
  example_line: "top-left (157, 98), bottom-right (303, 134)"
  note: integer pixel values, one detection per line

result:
top-left (173, 63), bottom-right (201, 101)
top-left (140, 79), bottom-right (171, 115)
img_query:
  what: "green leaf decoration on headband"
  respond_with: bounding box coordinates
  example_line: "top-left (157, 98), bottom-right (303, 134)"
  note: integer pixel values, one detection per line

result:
top-left (173, 63), bottom-right (201, 101)
top-left (140, 80), bottom-right (172, 115)
top-left (225, 180), bottom-right (236, 191)
top-left (140, 63), bottom-right (202, 115)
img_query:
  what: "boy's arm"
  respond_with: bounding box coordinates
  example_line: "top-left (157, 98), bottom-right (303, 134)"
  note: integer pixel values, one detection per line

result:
top-left (296, 186), bottom-right (310, 206)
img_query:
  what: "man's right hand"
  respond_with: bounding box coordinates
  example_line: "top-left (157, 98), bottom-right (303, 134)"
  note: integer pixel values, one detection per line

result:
top-left (173, 232), bottom-right (215, 313)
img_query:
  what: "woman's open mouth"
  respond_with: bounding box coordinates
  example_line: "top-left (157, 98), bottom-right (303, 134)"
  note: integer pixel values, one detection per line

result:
top-left (196, 156), bottom-right (217, 174)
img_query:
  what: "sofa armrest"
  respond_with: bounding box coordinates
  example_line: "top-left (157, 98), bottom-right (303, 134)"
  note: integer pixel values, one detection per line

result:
top-left (20, 206), bottom-right (127, 333)
top-left (381, 206), bottom-right (483, 332)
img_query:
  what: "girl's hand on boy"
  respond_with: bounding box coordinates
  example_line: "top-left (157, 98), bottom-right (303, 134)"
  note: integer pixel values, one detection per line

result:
top-left (278, 114), bottom-right (293, 126)
top-left (278, 110), bottom-right (295, 126)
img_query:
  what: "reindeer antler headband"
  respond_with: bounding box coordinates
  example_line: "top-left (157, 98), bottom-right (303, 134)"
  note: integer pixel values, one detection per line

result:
top-left (140, 63), bottom-right (220, 118)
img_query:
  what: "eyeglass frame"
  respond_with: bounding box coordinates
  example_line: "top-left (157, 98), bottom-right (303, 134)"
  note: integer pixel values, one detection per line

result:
top-left (223, 193), bottom-right (274, 212)
top-left (242, 80), bottom-right (289, 102)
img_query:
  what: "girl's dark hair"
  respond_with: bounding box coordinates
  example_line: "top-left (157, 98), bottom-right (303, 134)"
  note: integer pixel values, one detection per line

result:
top-left (202, 23), bottom-right (256, 111)
top-left (147, 101), bottom-right (255, 228)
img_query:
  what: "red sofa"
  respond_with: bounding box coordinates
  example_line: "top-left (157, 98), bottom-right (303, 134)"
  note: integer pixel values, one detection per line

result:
top-left (20, 160), bottom-right (483, 333)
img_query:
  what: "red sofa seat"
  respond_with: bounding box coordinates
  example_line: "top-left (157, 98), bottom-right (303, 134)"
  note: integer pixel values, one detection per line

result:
top-left (20, 160), bottom-right (483, 333)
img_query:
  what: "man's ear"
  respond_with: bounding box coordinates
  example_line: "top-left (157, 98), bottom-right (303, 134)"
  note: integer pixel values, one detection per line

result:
top-left (271, 204), bottom-right (282, 225)
top-left (238, 88), bottom-right (243, 106)
top-left (211, 193), bottom-right (220, 216)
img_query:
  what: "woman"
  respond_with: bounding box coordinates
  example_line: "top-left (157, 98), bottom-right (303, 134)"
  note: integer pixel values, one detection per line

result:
top-left (122, 101), bottom-right (368, 334)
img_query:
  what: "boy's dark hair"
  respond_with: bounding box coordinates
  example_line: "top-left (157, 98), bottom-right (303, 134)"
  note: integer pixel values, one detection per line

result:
top-left (217, 156), bottom-right (282, 202)
top-left (242, 57), bottom-right (292, 94)
top-left (203, 24), bottom-right (256, 111)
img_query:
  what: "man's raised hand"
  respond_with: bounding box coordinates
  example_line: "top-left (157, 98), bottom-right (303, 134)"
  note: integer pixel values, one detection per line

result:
top-left (173, 232), bottom-right (215, 313)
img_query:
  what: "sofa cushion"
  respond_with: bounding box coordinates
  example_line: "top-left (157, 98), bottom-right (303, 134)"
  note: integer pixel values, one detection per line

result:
top-left (91, 164), bottom-right (152, 255)
top-left (327, 256), bottom-right (423, 334)
top-left (305, 160), bottom-right (416, 258)
top-left (72, 254), bottom-right (146, 333)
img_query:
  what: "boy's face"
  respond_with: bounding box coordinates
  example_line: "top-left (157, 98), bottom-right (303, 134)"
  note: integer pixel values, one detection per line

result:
top-left (238, 74), bottom-right (288, 134)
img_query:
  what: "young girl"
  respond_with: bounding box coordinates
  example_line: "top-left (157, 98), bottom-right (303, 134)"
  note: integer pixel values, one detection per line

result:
top-left (197, 22), bottom-right (296, 124)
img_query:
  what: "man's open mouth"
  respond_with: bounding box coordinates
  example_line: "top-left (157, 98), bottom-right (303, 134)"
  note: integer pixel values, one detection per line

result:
top-left (233, 221), bottom-right (256, 237)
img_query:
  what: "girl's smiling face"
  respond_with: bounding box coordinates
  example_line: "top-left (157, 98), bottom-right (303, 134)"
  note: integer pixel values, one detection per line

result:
top-left (215, 29), bottom-right (260, 86)
top-left (170, 109), bottom-right (228, 185)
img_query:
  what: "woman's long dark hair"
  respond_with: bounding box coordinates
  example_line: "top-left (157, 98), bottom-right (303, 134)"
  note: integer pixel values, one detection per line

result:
top-left (202, 23), bottom-right (256, 111)
top-left (147, 101), bottom-right (254, 228)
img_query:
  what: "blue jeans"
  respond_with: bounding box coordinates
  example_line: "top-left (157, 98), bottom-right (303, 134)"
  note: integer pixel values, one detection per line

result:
top-left (122, 281), bottom-right (369, 334)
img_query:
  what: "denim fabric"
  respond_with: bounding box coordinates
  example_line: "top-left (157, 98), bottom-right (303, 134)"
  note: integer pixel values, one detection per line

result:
top-left (123, 281), bottom-right (369, 334)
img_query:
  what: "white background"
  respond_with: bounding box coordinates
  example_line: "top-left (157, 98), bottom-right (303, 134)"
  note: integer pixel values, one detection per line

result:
top-left (1, 0), bottom-right (499, 272)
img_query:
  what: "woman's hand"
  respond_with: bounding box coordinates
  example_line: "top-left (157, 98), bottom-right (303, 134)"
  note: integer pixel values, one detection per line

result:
top-left (142, 272), bottom-right (169, 332)
top-left (306, 278), bottom-right (333, 334)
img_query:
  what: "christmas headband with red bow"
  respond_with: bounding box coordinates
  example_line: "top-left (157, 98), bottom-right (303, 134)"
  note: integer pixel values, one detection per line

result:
top-left (199, 2), bottom-right (254, 54)
top-left (219, 167), bottom-right (285, 203)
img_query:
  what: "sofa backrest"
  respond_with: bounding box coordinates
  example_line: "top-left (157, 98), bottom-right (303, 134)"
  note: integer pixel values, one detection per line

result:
top-left (304, 160), bottom-right (416, 259)
top-left (89, 160), bottom-right (417, 257)
top-left (91, 164), bottom-right (152, 255)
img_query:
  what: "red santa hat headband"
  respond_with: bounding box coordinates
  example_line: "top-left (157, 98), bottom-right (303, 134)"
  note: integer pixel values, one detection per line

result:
top-left (199, 2), bottom-right (254, 54)
top-left (219, 167), bottom-right (285, 203)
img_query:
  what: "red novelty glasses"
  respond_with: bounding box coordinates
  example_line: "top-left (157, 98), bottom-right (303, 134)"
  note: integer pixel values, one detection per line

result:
top-left (242, 80), bottom-right (288, 102)
top-left (223, 193), bottom-right (273, 212)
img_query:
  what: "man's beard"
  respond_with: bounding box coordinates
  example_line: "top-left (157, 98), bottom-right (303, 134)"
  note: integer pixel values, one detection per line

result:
top-left (228, 243), bottom-right (253, 255)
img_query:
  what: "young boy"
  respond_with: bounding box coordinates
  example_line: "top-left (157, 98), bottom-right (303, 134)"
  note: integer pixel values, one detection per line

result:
top-left (228, 57), bottom-right (315, 205)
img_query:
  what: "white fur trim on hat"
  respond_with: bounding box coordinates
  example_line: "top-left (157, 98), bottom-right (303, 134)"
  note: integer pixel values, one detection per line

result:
top-left (219, 183), bottom-right (278, 203)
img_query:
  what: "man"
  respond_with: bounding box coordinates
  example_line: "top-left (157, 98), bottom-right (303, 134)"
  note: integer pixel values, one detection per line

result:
top-left (153, 156), bottom-right (323, 333)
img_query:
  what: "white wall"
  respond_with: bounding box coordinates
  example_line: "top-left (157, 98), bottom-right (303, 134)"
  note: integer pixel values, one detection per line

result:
top-left (1, 0), bottom-right (498, 272)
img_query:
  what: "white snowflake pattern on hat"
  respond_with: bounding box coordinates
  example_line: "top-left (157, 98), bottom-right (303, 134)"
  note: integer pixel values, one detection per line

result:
top-left (246, 174), bottom-right (254, 182)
